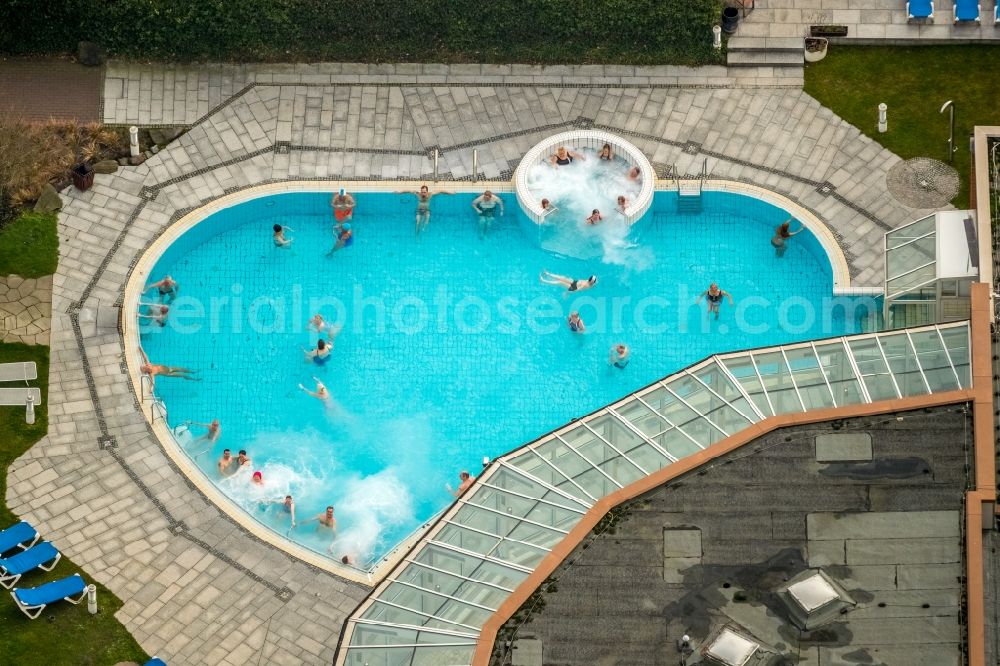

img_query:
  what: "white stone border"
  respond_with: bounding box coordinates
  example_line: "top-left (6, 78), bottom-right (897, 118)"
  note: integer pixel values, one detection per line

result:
top-left (514, 130), bottom-right (655, 225)
top-left (122, 177), bottom-right (855, 587)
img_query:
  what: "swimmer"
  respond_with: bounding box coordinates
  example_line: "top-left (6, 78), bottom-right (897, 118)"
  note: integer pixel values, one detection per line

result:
top-left (308, 313), bottom-right (337, 335)
top-left (397, 185), bottom-right (453, 236)
top-left (273, 223), bottom-right (293, 248)
top-left (446, 471), bottom-right (475, 497)
top-left (251, 471), bottom-right (264, 486)
top-left (598, 143), bottom-right (614, 161)
top-left (340, 554), bottom-right (354, 565)
top-left (616, 195), bottom-right (628, 214)
top-left (567, 311), bottom-right (585, 333)
top-left (189, 418), bottom-right (221, 443)
top-left (299, 377), bottom-right (331, 404)
top-left (303, 506), bottom-right (337, 533)
top-left (143, 275), bottom-right (179, 303)
top-left (217, 448), bottom-right (235, 476)
top-left (585, 209), bottom-right (603, 225)
top-left (609, 344), bottom-right (630, 369)
top-left (471, 190), bottom-right (504, 238)
top-left (326, 222), bottom-right (353, 255)
top-left (236, 449), bottom-right (252, 468)
top-left (550, 146), bottom-right (585, 166)
top-left (330, 188), bottom-right (356, 223)
top-left (771, 218), bottom-right (803, 258)
top-left (696, 282), bottom-right (734, 320)
top-left (138, 346), bottom-right (199, 390)
top-left (627, 166), bottom-right (641, 181)
top-left (137, 303), bottom-right (170, 327)
top-left (266, 495), bottom-right (296, 528)
top-left (302, 338), bottom-right (334, 365)
top-left (539, 270), bottom-right (598, 297)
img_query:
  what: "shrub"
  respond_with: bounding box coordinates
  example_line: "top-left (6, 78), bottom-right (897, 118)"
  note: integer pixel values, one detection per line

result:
top-left (0, 0), bottom-right (724, 65)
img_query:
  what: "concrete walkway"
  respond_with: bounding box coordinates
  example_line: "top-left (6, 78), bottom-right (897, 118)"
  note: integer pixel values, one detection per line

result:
top-left (0, 275), bottom-right (52, 345)
top-left (6, 64), bottom-right (945, 665)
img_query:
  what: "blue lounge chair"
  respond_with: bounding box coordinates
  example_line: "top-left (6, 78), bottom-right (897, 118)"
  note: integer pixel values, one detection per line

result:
top-left (0, 542), bottom-right (61, 589)
top-left (954, 0), bottom-right (980, 21)
top-left (907, 0), bottom-right (935, 19)
top-left (0, 521), bottom-right (39, 555)
top-left (11, 573), bottom-right (87, 619)
top-left (145, 658), bottom-right (167, 666)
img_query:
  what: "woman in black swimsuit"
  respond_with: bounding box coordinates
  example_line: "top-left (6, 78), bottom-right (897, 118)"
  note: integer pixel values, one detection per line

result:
top-left (598, 143), bottom-right (614, 161)
top-left (550, 146), bottom-right (585, 167)
top-left (696, 282), bottom-right (734, 320)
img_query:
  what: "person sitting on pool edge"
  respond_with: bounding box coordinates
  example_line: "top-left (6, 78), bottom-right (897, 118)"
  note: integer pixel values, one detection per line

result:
top-left (540, 270), bottom-right (597, 298)
top-left (550, 146), bottom-right (585, 166)
top-left (696, 282), bottom-right (734, 320)
top-left (273, 223), bottom-right (293, 248)
top-left (331, 188), bottom-right (356, 223)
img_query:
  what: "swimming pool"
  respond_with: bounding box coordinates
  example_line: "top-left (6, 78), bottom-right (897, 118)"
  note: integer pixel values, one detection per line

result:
top-left (134, 186), bottom-right (875, 567)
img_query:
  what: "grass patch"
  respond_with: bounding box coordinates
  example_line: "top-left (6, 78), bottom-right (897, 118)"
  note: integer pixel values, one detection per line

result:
top-left (804, 44), bottom-right (1000, 208)
top-left (0, 211), bottom-right (58, 278)
top-left (0, 342), bottom-right (148, 665)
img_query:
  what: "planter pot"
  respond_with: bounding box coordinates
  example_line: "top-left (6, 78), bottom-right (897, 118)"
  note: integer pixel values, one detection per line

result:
top-left (810, 25), bottom-right (848, 37)
top-left (804, 37), bottom-right (828, 63)
top-left (721, 6), bottom-right (740, 34)
top-left (71, 163), bottom-right (95, 192)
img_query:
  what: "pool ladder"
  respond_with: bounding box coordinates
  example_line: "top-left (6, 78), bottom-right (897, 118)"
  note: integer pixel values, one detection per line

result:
top-left (674, 160), bottom-right (707, 214)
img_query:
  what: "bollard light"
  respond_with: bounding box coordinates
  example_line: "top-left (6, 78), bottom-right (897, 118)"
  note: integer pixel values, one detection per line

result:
top-left (25, 394), bottom-right (35, 425)
top-left (878, 103), bottom-right (887, 133)
top-left (713, 25), bottom-right (722, 49)
top-left (129, 126), bottom-right (140, 157)
top-left (87, 584), bottom-right (97, 614)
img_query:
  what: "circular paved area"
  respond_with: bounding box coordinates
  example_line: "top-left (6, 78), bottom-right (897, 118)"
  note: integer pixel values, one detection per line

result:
top-left (6, 64), bottom-right (946, 665)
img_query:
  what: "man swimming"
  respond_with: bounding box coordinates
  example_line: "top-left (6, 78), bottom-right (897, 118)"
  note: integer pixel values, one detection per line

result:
top-left (299, 377), bottom-right (331, 404)
top-left (398, 185), bottom-right (453, 236)
top-left (539, 271), bottom-right (598, 298)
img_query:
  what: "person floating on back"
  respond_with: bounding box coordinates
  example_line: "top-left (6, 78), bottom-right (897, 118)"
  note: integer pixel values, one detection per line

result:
top-left (540, 271), bottom-right (597, 298)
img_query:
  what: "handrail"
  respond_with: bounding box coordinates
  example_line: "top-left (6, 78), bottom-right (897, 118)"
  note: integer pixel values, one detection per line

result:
top-left (670, 164), bottom-right (679, 190)
top-left (699, 158), bottom-right (708, 195)
top-left (139, 373), bottom-right (154, 400)
top-left (151, 397), bottom-right (167, 424)
top-left (740, 0), bottom-right (755, 19)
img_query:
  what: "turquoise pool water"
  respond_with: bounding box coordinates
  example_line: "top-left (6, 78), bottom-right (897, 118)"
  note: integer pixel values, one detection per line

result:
top-left (139, 189), bottom-right (873, 565)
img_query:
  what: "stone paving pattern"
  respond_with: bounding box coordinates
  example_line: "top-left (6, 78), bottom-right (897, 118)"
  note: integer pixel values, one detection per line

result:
top-left (6, 66), bottom-right (950, 665)
top-left (733, 0), bottom-right (1000, 42)
top-left (0, 275), bottom-right (52, 345)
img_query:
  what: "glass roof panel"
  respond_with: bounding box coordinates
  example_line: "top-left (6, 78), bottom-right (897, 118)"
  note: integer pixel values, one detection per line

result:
top-left (938, 325), bottom-right (970, 388)
top-left (847, 337), bottom-right (899, 401)
top-left (908, 329), bottom-right (960, 392)
top-left (876, 333), bottom-right (928, 396)
top-left (720, 355), bottom-right (773, 416)
top-left (812, 340), bottom-right (865, 406)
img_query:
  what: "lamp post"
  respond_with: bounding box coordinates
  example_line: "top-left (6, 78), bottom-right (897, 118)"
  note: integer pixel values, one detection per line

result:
top-left (940, 101), bottom-right (955, 163)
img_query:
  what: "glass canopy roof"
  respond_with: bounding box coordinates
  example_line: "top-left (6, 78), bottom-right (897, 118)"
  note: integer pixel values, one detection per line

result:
top-left (336, 321), bottom-right (972, 666)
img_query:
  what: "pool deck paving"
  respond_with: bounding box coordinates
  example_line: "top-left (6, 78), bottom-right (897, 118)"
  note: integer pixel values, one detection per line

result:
top-left (5, 64), bottom-right (953, 665)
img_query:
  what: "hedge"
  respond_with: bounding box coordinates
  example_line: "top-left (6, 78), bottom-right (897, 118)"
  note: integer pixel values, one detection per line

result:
top-left (0, 0), bottom-right (724, 65)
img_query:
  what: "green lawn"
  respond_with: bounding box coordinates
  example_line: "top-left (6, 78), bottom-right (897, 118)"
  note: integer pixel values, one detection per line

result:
top-left (0, 211), bottom-right (58, 278)
top-left (804, 44), bottom-right (1000, 208)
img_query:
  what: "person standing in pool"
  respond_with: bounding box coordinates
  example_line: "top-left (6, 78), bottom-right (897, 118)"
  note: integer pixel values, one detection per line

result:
top-left (771, 218), bottom-right (803, 258)
top-left (327, 222), bottom-right (353, 255)
top-left (567, 311), bottom-right (586, 333)
top-left (137, 303), bottom-right (170, 327)
top-left (189, 418), bottom-right (221, 444)
top-left (609, 344), bottom-right (630, 369)
top-left (697, 283), bottom-right (734, 320)
top-left (550, 146), bottom-right (585, 166)
top-left (446, 471), bottom-right (475, 497)
top-left (218, 448), bottom-right (235, 476)
top-left (585, 209), bottom-right (603, 225)
top-left (273, 223), bottom-right (293, 248)
top-left (265, 495), bottom-right (296, 528)
top-left (144, 275), bottom-right (179, 303)
top-left (331, 188), bottom-right (356, 223)
top-left (303, 506), bottom-right (337, 533)
top-left (616, 195), bottom-right (628, 214)
top-left (237, 449), bottom-right (252, 469)
top-left (540, 271), bottom-right (598, 297)
top-left (302, 338), bottom-right (334, 366)
top-left (471, 190), bottom-right (504, 238)
top-left (398, 185), bottom-right (453, 236)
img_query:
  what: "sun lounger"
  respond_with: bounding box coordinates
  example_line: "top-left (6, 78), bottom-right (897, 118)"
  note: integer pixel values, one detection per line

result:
top-left (0, 387), bottom-right (41, 407)
top-left (0, 521), bottom-right (40, 555)
top-left (953, 0), bottom-right (980, 21)
top-left (907, 0), bottom-right (935, 19)
top-left (0, 541), bottom-right (60, 589)
top-left (0, 361), bottom-right (37, 385)
top-left (11, 573), bottom-right (87, 619)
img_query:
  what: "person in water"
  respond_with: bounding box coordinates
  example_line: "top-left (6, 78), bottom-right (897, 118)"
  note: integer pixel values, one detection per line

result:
top-left (550, 145), bottom-right (585, 166)
top-left (237, 449), bottom-right (252, 468)
top-left (771, 217), bottom-right (803, 258)
top-left (273, 223), bottom-right (293, 248)
top-left (616, 195), bottom-right (628, 214)
top-left (597, 143), bottom-right (614, 161)
top-left (303, 506), bottom-right (337, 533)
top-left (397, 185), bottom-right (453, 236)
top-left (303, 337), bottom-right (334, 365)
top-left (299, 377), bottom-right (331, 404)
top-left (251, 470), bottom-right (264, 486)
top-left (137, 303), bottom-right (170, 327)
top-left (327, 222), bottom-right (353, 255)
top-left (567, 311), bottom-right (585, 333)
top-left (471, 190), bottom-right (504, 238)
top-left (627, 166), bottom-right (641, 181)
top-left (265, 495), bottom-right (296, 528)
top-left (143, 275), bottom-right (179, 303)
top-left (585, 209), bottom-right (603, 225)
top-left (540, 270), bottom-right (598, 297)
top-left (697, 282), bottom-right (734, 320)
top-left (330, 188), bottom-right (356, 223)
top-left (218, 448), bottom-right (235, 476)
top-left (446, 471), bottom-right (475, 497)
top-left (138, 346), bottom-right (199, 390)
top-left (609, 344), bottom-right (630, 369)
top-left (189, 418), bottom-right (221, 443)
top-left (308, 313), bottom-right (338, 336)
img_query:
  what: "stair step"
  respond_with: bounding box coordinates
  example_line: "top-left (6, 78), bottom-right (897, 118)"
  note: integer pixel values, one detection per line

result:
top-left (728, 36), bottom-right (803, 52)
top-left (727, 49), bottom-right (804, 67)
